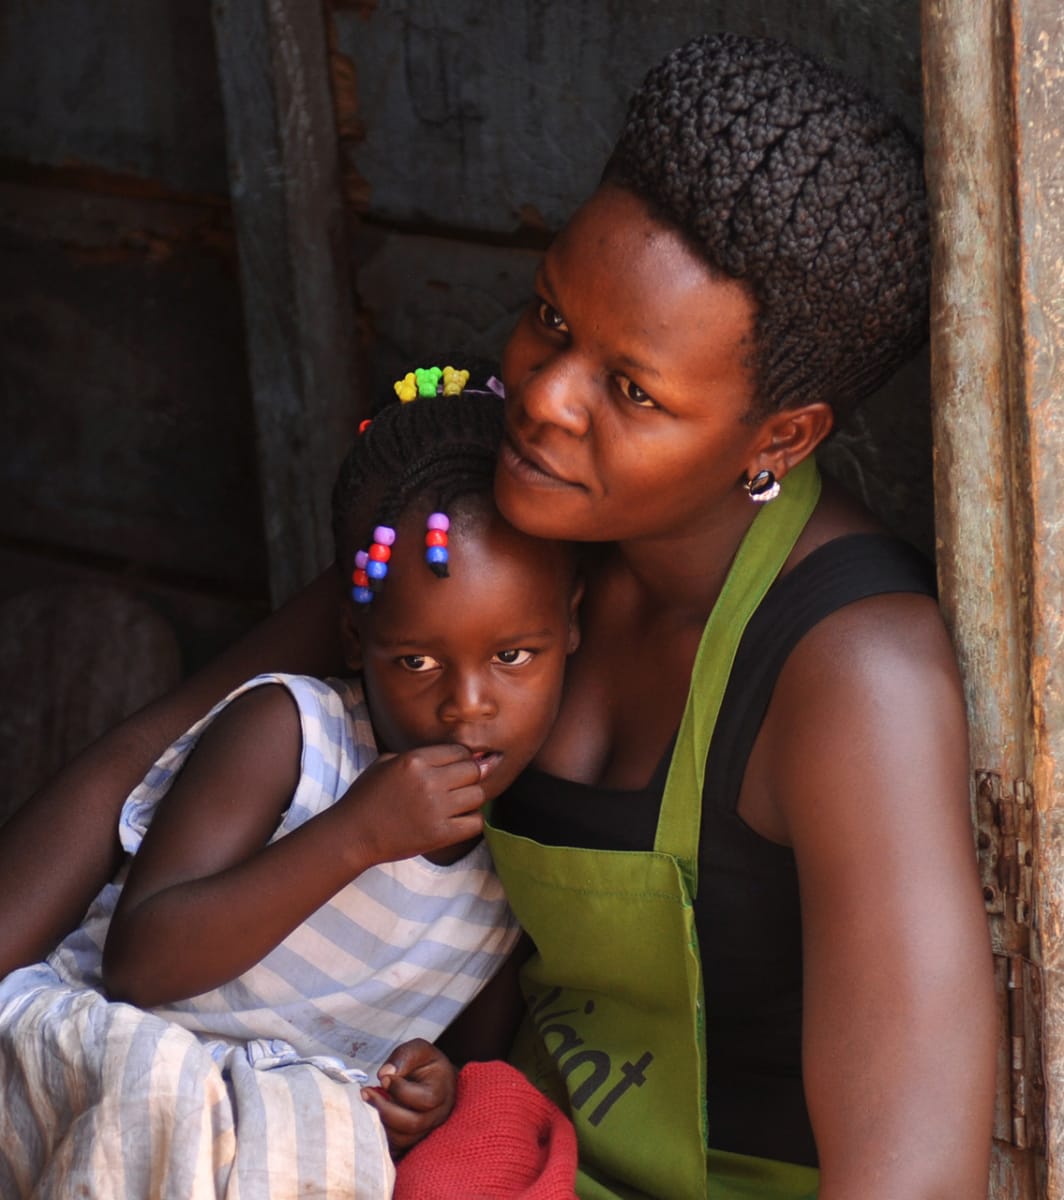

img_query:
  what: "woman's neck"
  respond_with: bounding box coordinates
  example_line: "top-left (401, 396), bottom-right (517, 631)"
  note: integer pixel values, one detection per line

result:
top-left (608, 496), bottom-right (760, 623)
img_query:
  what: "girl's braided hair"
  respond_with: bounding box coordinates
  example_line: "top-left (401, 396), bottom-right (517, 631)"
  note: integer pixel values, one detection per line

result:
top-left (331, 380), bottom-right (504, 579)
top-left (602, 32), bottom-right (929, 422)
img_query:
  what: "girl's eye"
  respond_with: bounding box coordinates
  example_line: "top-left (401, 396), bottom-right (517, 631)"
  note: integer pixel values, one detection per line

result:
top-left (617, 377), bottom-right (658, 409)
top-left (398, 654), bottom-right (440, 672)
top-left (494, 648), bottom-right (534, 666)
top-left (536, 301), bottom-right (568, 334)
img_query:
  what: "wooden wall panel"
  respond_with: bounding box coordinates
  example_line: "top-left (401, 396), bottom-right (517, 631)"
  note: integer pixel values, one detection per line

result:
top-left (0, 182), bottom-right (265, 592)
top-left (333, 0), bottom-right (923, 231)
top-left (0, 0), bottom-right (268, 681)
top-left (0, 0), bottom-right (228, 193)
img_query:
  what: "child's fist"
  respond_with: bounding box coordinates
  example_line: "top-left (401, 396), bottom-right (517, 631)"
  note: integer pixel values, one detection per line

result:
top-left (361, 1038), bottom-right (457, 1155)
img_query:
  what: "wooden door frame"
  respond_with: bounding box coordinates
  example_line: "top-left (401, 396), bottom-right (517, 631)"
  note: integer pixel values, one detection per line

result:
top-left (923, 0), bottom-right (1063, 1194)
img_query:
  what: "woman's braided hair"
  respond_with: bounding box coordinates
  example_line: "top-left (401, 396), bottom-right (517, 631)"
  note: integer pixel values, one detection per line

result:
top-left (331, 381), bottom-right (504, 582)
top-left (602, 33), bottom-right (929, 422)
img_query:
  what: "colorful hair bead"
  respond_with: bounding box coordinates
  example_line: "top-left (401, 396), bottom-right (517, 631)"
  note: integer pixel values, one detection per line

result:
top-left (425, 512), bottom-right (450, 578)
top-left (394, 364), bottom-right (474, 404)
top-left (362, 525), bottom-right (395, 593)
top-left (358, 418), bottom-right (372, 434)
top-left (394, 373), bottom-right (417, 402)
top-left (351, 550), bottom-right (373, 605)
top-left (414, 366), bottom-right (443, 397)
top-left (441, 366), bottom-right (470, 396)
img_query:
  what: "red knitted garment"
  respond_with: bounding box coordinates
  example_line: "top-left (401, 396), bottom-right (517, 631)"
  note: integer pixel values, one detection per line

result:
top-left (393, 1060), bottom-right (579, 1200)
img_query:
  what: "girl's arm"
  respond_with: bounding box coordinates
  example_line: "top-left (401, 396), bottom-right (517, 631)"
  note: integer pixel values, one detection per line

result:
top-left (102, 683), bottom-right (486, 1006)
top-left (0, 570), bottom-right (343, 977)
top-left (764, 592), bottom-right (995, 1200)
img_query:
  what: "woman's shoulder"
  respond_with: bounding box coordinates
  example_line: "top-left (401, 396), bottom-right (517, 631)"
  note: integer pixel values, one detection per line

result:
top-left (757, 561), bottom-right (966, 840)
top-left (773, 473), bottom-right (959, 741)
top-left (742, 474), bottom-right (965, 842)
top-left (776, 472), bottom-right (946, 684)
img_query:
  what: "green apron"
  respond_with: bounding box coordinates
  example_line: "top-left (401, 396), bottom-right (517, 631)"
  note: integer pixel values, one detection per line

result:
top-left (485, 458), bottom-right (822, 1200)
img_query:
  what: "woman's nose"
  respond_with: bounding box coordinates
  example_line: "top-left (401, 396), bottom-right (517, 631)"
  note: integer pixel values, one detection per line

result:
top-left (439, 672), bottom-right (498, 724)
top-left (515, 353), bottom-right (591, 437)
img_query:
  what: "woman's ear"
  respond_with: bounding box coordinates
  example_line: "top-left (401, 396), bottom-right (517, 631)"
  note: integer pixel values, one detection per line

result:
top-left (339, 603), bottom-right (363, 673)
top-left (746, 401), bottom-right (834, 483)
top-left (566, 578), bottom-right (585, 655)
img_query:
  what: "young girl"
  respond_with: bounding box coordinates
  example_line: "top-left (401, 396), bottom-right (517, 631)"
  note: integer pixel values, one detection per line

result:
top-left (0, 374), bottom-right (581, 1199)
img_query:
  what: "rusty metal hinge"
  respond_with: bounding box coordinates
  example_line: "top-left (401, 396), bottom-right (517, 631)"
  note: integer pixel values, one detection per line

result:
top-left (976, 771), bottom-right (1034, 926)
top-left (1003, 953), bottom-right (1045, 1153)
top-left (978, 771), bottom-right (1045, 1153)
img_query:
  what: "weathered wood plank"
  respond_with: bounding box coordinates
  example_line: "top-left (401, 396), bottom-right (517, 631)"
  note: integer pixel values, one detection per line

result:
top-left (1013, 0), bottom-right (1064, 1193)
top-left (922, 0), bottom-right (1029, 808)
top-left (923, 0), bottom-right (1064, 1192)
top-left (922, 4), bottom-right (1035, 1194)
top-left (213, 0), bottom-right (365, 604)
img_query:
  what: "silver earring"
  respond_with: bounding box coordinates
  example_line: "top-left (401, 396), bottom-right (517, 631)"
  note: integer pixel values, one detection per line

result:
top-left (744, 469), bottom-right (780, 503)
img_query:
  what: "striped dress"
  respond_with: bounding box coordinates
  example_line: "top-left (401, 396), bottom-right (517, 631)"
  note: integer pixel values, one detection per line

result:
top-left (0, 673), bottom-right (520, 1200)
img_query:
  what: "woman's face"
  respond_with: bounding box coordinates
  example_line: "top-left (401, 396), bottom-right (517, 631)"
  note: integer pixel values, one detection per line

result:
top-left (496, 185), bottom-right (773, 546)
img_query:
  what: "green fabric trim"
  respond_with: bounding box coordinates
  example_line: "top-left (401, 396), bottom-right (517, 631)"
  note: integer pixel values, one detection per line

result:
top-left (655, 457), bottom-right (821, 895)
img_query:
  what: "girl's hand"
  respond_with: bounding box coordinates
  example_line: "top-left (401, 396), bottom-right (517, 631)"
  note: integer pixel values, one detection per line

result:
top-left (361, 1038), bottom-right (457, 1155)
top-left (103, 696), bottom-right (485, 1007)
top-left (338, 745), bottom-right (485, 864)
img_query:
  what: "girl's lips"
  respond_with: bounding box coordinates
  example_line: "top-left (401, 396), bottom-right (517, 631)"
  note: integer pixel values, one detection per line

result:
top-left (470, 750), bottom-right (502, 779)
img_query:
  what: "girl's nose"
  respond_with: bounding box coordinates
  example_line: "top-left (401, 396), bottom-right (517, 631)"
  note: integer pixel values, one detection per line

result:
top-left (439, 672), bottom-right (498, 725)
top-left (515, 353), bottom-right (591, 437)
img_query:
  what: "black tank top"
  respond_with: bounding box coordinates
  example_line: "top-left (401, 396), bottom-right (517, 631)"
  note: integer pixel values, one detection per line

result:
top-left (492, 533), bottom-right (936, 1167)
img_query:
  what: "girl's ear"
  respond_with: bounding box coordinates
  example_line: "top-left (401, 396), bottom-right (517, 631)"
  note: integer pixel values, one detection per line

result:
top-left (566, 578), bottom-right (585, 655)
top-left (339, 603), bottom-right (363, 673)
top-left (745, 401), bottom-right (834, 483)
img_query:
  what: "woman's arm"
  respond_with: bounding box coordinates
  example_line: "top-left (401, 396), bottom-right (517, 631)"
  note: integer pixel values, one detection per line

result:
top-left (103, 684), bottom-right (486, 1006)
top-left (0, 570), bottom-right (344, 977)
top-left (763, 592), bottom-right (995, 1199)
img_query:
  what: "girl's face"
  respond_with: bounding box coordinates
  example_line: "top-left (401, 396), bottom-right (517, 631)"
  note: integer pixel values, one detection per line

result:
top-left (343, 501), bottom-right (580, 802)
top-left (496, 185), bottom-right (776, 546)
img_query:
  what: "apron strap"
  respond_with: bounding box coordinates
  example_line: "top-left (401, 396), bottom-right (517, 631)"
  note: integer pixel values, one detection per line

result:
top-left (654, 456), bottom-right (821, 894)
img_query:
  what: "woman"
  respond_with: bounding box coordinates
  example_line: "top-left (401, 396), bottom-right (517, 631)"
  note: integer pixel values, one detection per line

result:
top-left (0, 33), bottom-right (994, 1200)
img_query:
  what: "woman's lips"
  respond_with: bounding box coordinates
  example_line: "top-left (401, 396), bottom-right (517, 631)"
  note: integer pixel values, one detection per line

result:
top-left (499, 437), bottom-right (580, 489)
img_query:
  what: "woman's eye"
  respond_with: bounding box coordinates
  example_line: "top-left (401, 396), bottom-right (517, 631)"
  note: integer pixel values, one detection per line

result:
top-left (536, 301), bottom-right (568, 334)
top-left (398, 654), bottom-right (440, 672)
top-left (617, 377), bottom-right (658, 409)
top-left (494, 648), bottom-right (534, 666)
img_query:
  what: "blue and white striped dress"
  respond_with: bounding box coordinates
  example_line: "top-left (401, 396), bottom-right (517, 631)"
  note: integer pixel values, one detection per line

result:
top-left (0, 673), bottom-right (520, 1200)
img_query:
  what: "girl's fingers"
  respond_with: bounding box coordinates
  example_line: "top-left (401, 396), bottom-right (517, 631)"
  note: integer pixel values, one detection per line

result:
top-left (361, 1087), bottom-right (441, 1146)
